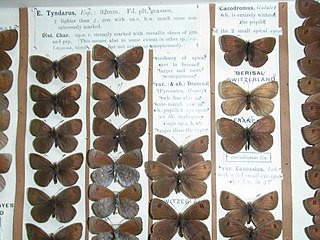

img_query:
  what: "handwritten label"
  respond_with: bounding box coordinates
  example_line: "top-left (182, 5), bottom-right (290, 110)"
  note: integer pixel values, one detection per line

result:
top-left (153, 50), bottom-right (210, 135)
top-left (30, 5), bottom-right (203, 51)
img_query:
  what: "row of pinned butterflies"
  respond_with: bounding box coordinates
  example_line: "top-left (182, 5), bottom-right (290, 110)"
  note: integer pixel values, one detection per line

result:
top-left (295, 0), bottom-right (320, 239)
top-left (0, 29), bottom-right (18, 192)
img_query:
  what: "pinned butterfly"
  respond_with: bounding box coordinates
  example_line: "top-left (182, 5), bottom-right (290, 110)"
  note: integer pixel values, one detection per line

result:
top-left (219, 35), bottom-right (276, 68)
top-left (92, 45), bottom-right (143, 80)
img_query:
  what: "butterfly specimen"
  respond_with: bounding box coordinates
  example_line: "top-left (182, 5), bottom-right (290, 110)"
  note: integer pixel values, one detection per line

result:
top-left (93, 117), bottom-right (146, 153)
top-left (155, 134), bottom-right (208, 169)
top-left (0, 29), bottom-right (18, 70)
top-left (219, 217), bottom-right (282, 240)
top-left (88, 216), bottom-right (142, 240)
top-left (92, 82), bottom-right (145, 119)
top-left (87, 148), bottom-right (142, 188)
top-left (302, 93), bottom-right (320, 122)
top-left (219, 35), bottom-right (276, 68)
top-left (30, 118), bottom-right (82, 153)
top-left (92, 45), bottom-right (143, 80)
top-left (0, 153), bottom-right (12, 192)
top-left (145, 160), bottom-right (212, 198)
top-left (216, 116), bottom-right (275, 154)
top-left (0, 109), bottom-right (10, 150)
top-left (305, 224), bottom-right (320, 239)
top-left (298, 56), bottom-right (320, 78)
top-left (220, 190), bottom-right (278, 227)
top-left (295, 26), bottom-right (320, 45)
top-left (29, 152), bottom-right (83, 187)
top-left (295, 0), bottom-right (320, 18)
top-left (302, 146), bottom-right (320, 166)
top-left (30, 84), bottom-right (81, 118)
top-left (218, 80), bottom-right (278, 116)
top-left (89, 183), bottom-right (141, 219)
top-left (29, 53), bottom-right (82, 84)
top-left (26, 223), bottom-right (83, 240)
top-left (149, 198), bottom-right (211, 240)
top-left (302, 119), bottom-right (320, 147)
top-left (27, 186), bottom-right (81, 223)
top-left (298, 77), bottom-right (320, 95)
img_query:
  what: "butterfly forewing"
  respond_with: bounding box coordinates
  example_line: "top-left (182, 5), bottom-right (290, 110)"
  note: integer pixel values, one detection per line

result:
top-left (0, 70), bottom-right (13, 93)
top-left (248, 37), bottom-right (276, 67)
top-left (26, 223), bottom-right (51, 240)
top-left (302, 93), bottom-right (320, 121)
top-left (56, 53), bottom-right (82, 82)
top-left (295, 26), bottom-right (320, 45)
top-left (29, 55), bottom-right (56, 84)
top-left (117, 46), bottom-right (144, 80)
top-left (298, 77), bottom-right (320, 95)
top-left (296, 0), bottom-right (320, 18)
top-left (302, 120), bottom-right (320, 145)
top-left (0, 153), bottom-right (12, 173)
top-left (298, 56), bottom-right (320, 78)
top-left (219, 35), bottom-right (247, 66)
top-left (303, 146), bottom-right (320, 166)
top-left (0, 29), bottom-right (18, 50)
top-left (305, 224), bottom-right (320, 239)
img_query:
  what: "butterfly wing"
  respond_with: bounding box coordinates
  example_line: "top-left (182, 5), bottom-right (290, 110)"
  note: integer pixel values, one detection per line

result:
top-left (0, 50), bottom-right (12, 71)
top-left (254, 220), bottom-right (282, 239)
top-left (55, 186), bottom-right (81, 223)
top-left (248, 37), bottom-right (276, 67)
top-left (220, 191), bottom-right (249, 224)
top-left (88, 216), bottom-right (113, 234)
top-left (306, 165), bottom-right (320, 189)
top-left (92, 82), bottom-right (116, 118)
top-left (25, 223), bottom-right (50, 240)
top-left (219, 35), bottom-right (247, 66)
top-left (118, 217), bottom-right (143, 236)
top-left (295, 26), bottom-right (320, 45)
top-left (117, 46), bottom-right (144, 80)
top-left (249, 115), bottom-right (275, 152)
top-left (216, 118), bottom-right (247, 154)
top-left (304, 194), bottom-right (320, 215)
top-left (0, 93), bottom-right (9, 111)
top-left (250, 81), bottom-right (278, 116)
top-left (155, 134), bottom-right (180, 168)
top-left (298, 77), bottom-right (320, 95)
top-left (219, 217), bottom-right (249, 238)
top-left (218, 80), bottom-right (247, 116)
top-left (305, 224), bottom-right (320, 239)
top-left (56, 84), bottom-right (81, 117)
top-left (93, 117), bottom-right (118, 153)
top-left (29, 153), bottom-right (54, 187)
top-left (57, 153), bottom-right (83, 186)
top-left (182, 200), bottom-right (210, 221)
top-left (0, 109), bottom-right (9, 132)
top-left (303, 146), bottom-right (320, 166)
top-left (0, 153), bottom-right (12, 173)
top-left (55, 119), bottom-right (82, 153)
top-left (30, 85), bottom-right (54, 118)
top-left (0, 70), bottom-right (13, 93)
top-left (181, 135), bottom-right (208, 168)
top-left (302, 102), bottom-right (320, 122)
top-left (0, 29), bottom-right (18, 50)
top-left (118, 85), bottom-right (145, 118)
top-left (145, 161), bottom-right (177, 198)
top-left (29, 55), bottom-right (55, 84)
top-left (298, 56), bottom-right (320, 78)
top-left (305, 41), bottom-right (320, 57)
top-left (296, 0), bottom-right (320, 18)
top-left (54, 223), bottom-right (83, 240)
top-left (92, 44), bottom-right (116, 79)
top-left (119, 118), bottom-right (146, 152)
top-left (30, 119), bottom-right (55, 153)
top-left (27, 187), bottom-right (52, 223)
top-left (179, 161), bottom-right (211, 198)
top-left (56, 53), bottom-right (82, 83)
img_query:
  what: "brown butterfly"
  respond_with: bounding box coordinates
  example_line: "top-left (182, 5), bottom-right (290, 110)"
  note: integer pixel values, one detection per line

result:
top-left (219, 217), bottom-right (282, 240)
top-left (216, 116), bottom-right (275, 154)
top-left (298, 77), bottom-right (320, 95)
top-left (155, 134), bottom-right (208, 169)
top-left (306, 165), bottom-right (320, 189)
top-left (0, 109), bottom-right (10, 150)
top-left (296, 0), bottom-right (320, 18)
top-left (219, 35), bottom-right (276, 68)
top-left (30, 119), bottom-right (82, 153)
top-left (89, 183), bottom-right (141, 219)
top-left (92, 45), bottom-right (143, 80)
top-left (218, 80), bottom-right (278, 116)
top-left (304, 189), bottom-right (320, 218)
top-left (26, 222), bottom-right (83, 240)
top-left (295, 26), bottom-right (320, 45)
top-left (303, 14), bottom-right (320, 27)
top-left (305, 224), bottom-right (320, 239)
top-left (302, 93), bottom-right (320, 121)
top-left (30, 84), bottom-right (81, 118)
top-left (0, 70), bottom-right (13, 95)
top-left (88, 216), bottom-right (142, 240)
top-left (0, 153), bottom-right (12, 192)
top-left (302, 146), bottom-right (320, 166)
top-left (0, 29), bottom-right (18, 70)
top-left (301, 119), bottom-right (320, 146)
top-left (220, 190), bottom-right (278, 227)
top-left (149, 198), bottom-right (210, 240)
top-left (92, 82), bottom-right (145, 119)
top-left (145, 160), bottom-right (212, 198)
top-left (29, 53), bottom-right (82, 84)
top-left (93, 117), bottom-right (146, 153)
top-left (29, 152), bottom-right (83, 187)
top-left (27, 186), bottom-right (81, 223)
top-left (87, 148), bottom-right (142, 187)
top-left (298, 56), bottom-right (320, 78)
